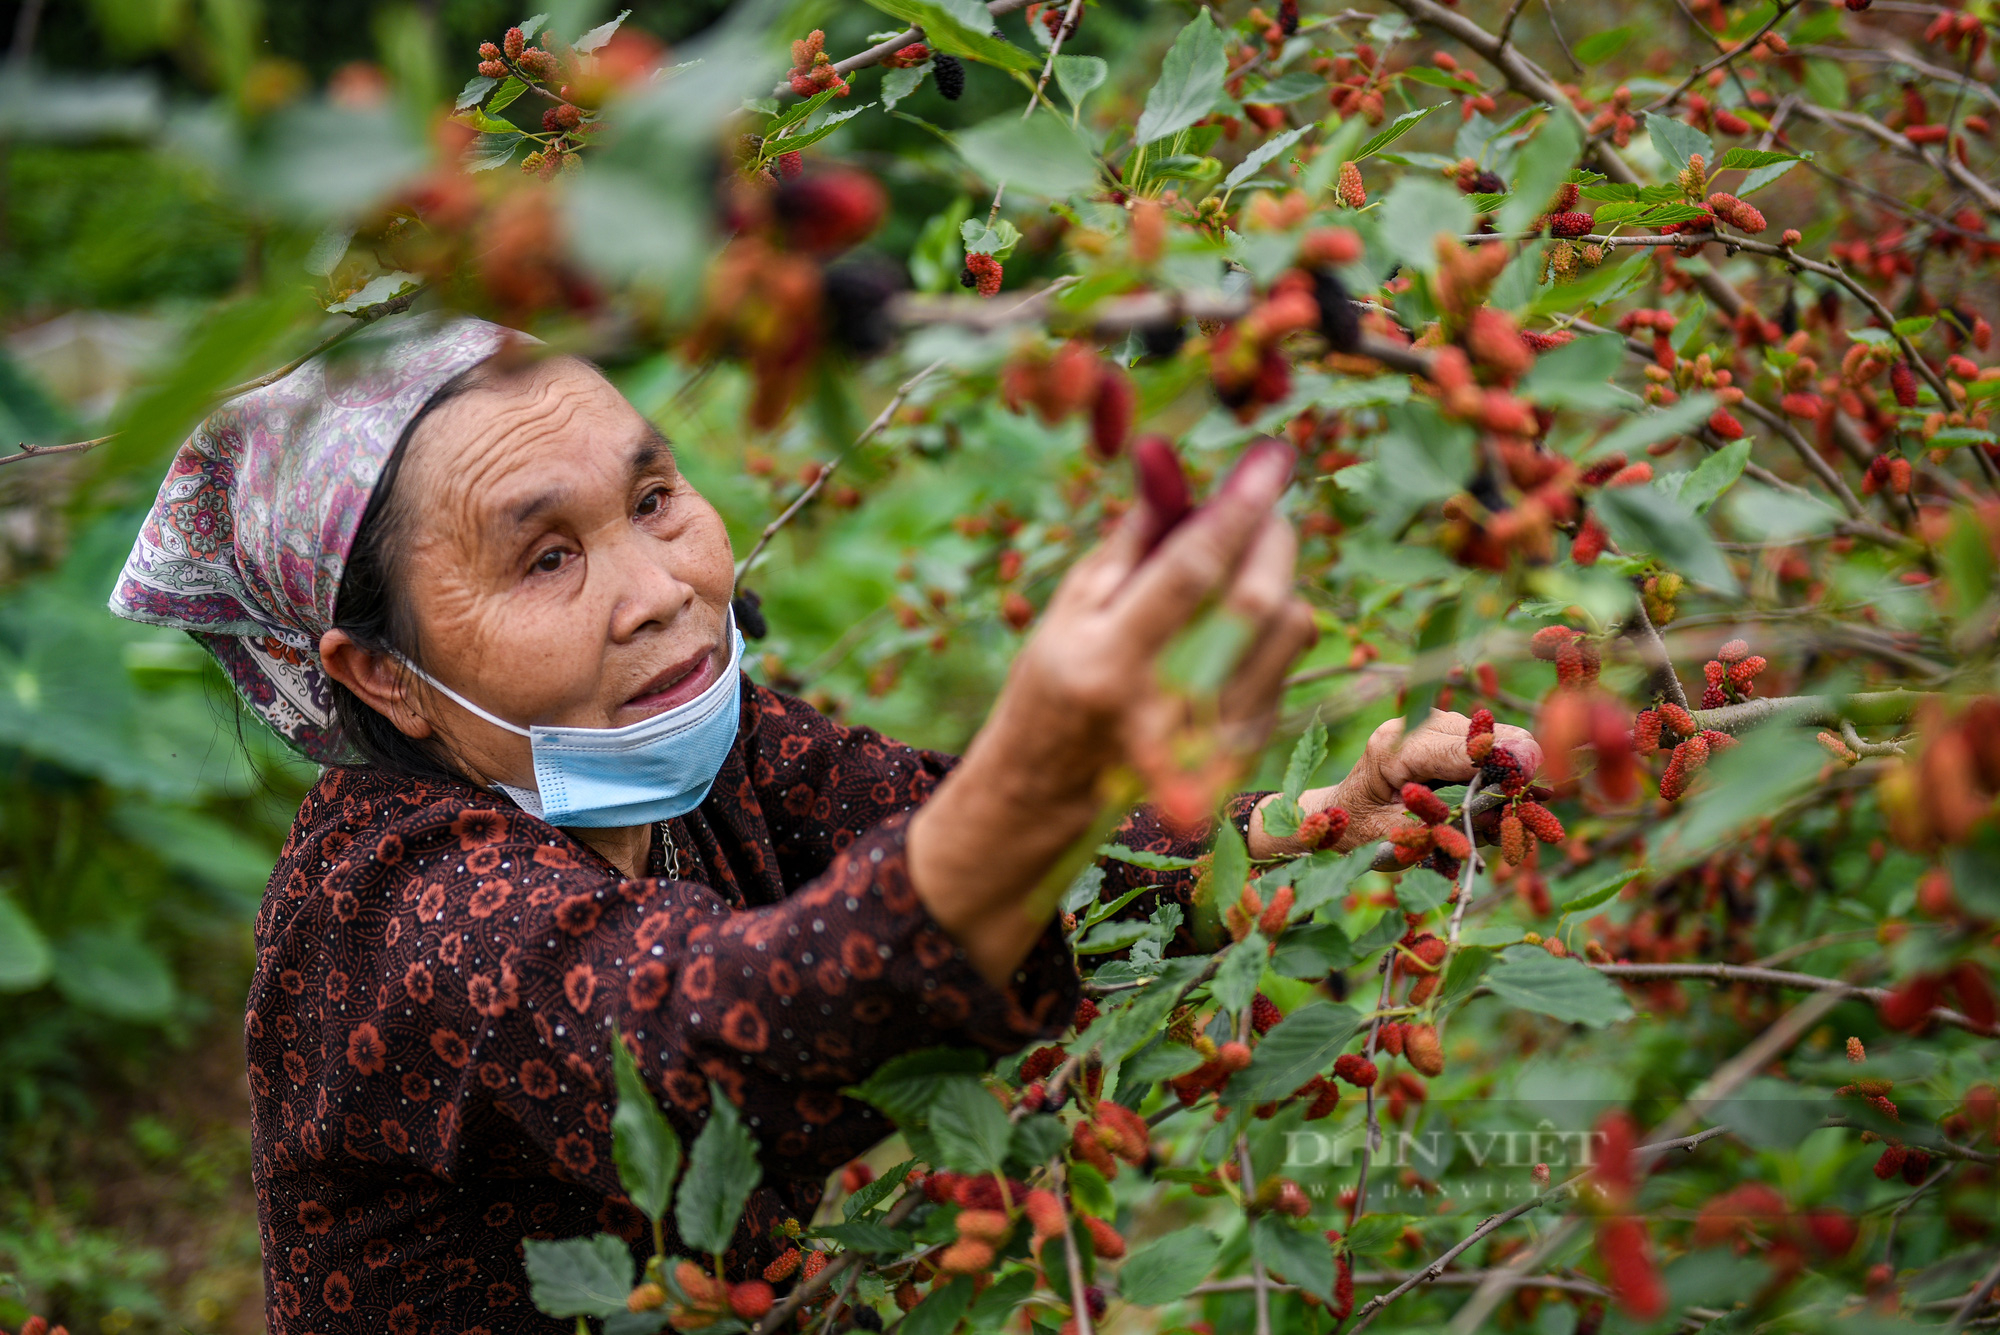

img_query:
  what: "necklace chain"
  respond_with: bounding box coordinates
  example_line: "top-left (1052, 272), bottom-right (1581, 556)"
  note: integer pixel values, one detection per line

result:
top-left (657, 821), bottom-right (681, 881)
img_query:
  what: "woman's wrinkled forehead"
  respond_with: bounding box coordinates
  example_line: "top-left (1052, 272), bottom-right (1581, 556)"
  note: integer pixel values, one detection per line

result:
top-left (397, 355), bottom-right (673, 562)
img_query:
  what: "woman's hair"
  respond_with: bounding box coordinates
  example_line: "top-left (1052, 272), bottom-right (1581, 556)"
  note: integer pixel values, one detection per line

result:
top-left (327, 362), bottom-right (492, 782)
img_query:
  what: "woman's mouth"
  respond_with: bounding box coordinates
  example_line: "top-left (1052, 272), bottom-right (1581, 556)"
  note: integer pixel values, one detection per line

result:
top-left (625, 643), bottom-right (721, 714)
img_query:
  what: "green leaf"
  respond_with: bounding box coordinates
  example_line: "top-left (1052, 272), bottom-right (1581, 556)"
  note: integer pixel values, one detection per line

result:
top-left (1594, 484), bottom-right (1741, 595)
top-left (1271, 921), bottom-right (1354, 978)
top-left (1342, 1213), bottom-right (1417, 1257)
top-left (928, 1078), bottom-right (1012, 1175)
top-left (1097, 843), bottom-right (1201, 871)
top-left (1440, 944), bottom-right (1491, 1006)
top-left (1211, 817), bottom-right (1250, 904)
top-left (1645, 112), bottom-right (1712, 178)
top-left (1349, 910), bottom-right (1404, 960)
top-left (1209, 932), bottom-right (1268, 1015)
top-left (1587, 393), bottom-right (1717, 462)
top-left (1252, 70), bottom-right (1326, 104)
top-left (612, 1037), bottom-right (682, 1223)
top-left (1672, 436), bottom-right (1750, 515)
top-left (1400, 66), bottom-right (1473, 91)
top-left (1081, 957), bottom-right (1207, 1062)
top-left (882, 63), bottom-right (927, 110)
top-left (324, 272), bottom-right (421, 314)
top-left (1714, 146), bottom-right (1798, 171)
top-left (846, 1048), bottom-right (988, 1126)
top-left (1233, 1003), bottom-right (1361, 1104)
top-left (901, 1276), bottom-right (976, 1335)
top-left (1252, 1215), bottom-right (1336, 1300)
top-left (465, 130), bottom-right (526, 172)
top-left (675, 1082), bottom-right (763, 1256)
top-left (0, 894), bottom-right (51, 992)
top-left (1558, 868), bottom-right (1643, 914)
top-left (1892, 315), bottom-right (1935, 338)
top-left (1737, 156), bottom-right (1802, 196)
top-left (1484, 946), bottom-right (1633, 1027)
top-left (846, 1159), bottom-right (913, 1219)
top-left (1573, 26), bottom-right (1636, 63)
top-left (488, 76), bottom-right (529, 114)
top-left (1260, 794), bottom-right (1304, 840)
top-left (1223, 123), bottom-right (1313, 191)
top-left (1054, 54), bottom-right (1108, 108)
top-left (1394, 868), bottom-right (1453, 916)
top-left (1283, 722), bottom-right (1329, 801)
top-left (52, 929), bottom-right (175, 1021)
top-left (522, 1234), bottom-right (636, 1317)
top-left (862, 0), bottom-right (1040, 72)
top-left (455, 74), bottom-right (499, 110)
top-left (817, 1220), bottom-right (909, 1253)
top-left (1499, 113), bottom-right (1582, 235)
top-left (1008, 1115), bottom-right (1068, 1170)
top-left (911, 196), bottom-right (974, 294)
top-left (960, 216), bottom-right (1023, 260)
top-left (957, 111), bottom-right (1102, 197)
top-left (1292, 846), bottom-right (1378, 916)
top-left (573, 9), bottom-right (630, 53)
top-left (1120, 1226), bottom-right (1223, 1305)
top-left (1354, 104), bottom-right (1435, 161)
top-left (1589, 200), bottom-right (1713, 229)
top-left (1068, 1160), bottom-right (1115, 1218)
top-left (1135, 9), bottom-right (1228, 145)
top-left (518, 13), bottom-right (550, 40)
top-left (967, 1271), bottom-right (1037, 1329)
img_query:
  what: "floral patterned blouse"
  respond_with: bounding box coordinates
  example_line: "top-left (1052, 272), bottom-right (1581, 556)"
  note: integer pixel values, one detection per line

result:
top-left (248, 678), bottom-right (1248, 1333)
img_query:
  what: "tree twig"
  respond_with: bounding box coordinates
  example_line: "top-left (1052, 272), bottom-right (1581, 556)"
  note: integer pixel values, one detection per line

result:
top-left (769, 0), bottom-right (1036, 100)
top-left (1588, 961), bottom-right (1997, 1036)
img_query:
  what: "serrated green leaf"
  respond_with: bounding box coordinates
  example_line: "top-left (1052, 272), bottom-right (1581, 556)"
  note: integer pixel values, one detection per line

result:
top-left (1261, 794), bottom-right (1304, 839)
top-left (612, 1037), bottom-right (681, 1222)
top-left (1253, 1215), bottom-right (1336, 1300)
top-left (1223, 123), bottom-right (1312, 191)
top-left (1283, 722), bottom-right (1329, 801)
top-left (488, 76), bottom-right (529, 114)
top-left (1354, 104), bottom-right (1435, 161)
top-left (1394, 867), bottom-right (1453, 915)
top-left (1714, 146), bottom-right (1798, 171)
top-left (958, 111), bottom-right (1103, 197)
top-left (901, 1276), bottom-right (976, 1335)
top-left (1342, 1212), bottom-right (1417, 1256)
top-left (1097, 842), bottom-right (1201, 871)
top-left (1209, 932), bottom-right (1268, 1015)
top-left (1271, 921), bottom-right (1354, 978)
top-left (1558, 868), bottom-right (1644, 914)
top-left (1440, 944), bottom-right (1491, 1005)
top-left (1595, 484), bottom-right (1741, 595)
top-left (573, 9), bottom-right (630, 53)
top-left (1292, 846), bottom-right (1378, 917)
top-left (817, 1220), bottom-right (910, 1253)
top-left (522, 1234), bottom-right (635, 1318)
top-left (844, 1159), bottom-right (912, 1219)
top-left (675, 1083), bottom-right (763, 1256)
top-left (456, 74), bottom-right (498, 110)
top-left (863, 0), bottom-right (1040, 72)
top-left (1054, 54), bottom-right (1108, 108)
top-left (929, 1078), bottom-right (1012, 1175)
top-left (1122, 1226), bottom-right (1224, 1305)
top-left (1484, 946), bottom-right (1634, 1026)
top-left (1892, 315), bottom-right (1935, 338)
top-left (1232, 1003), bottom-right (1362, 1104)
top-left (1500, 113), bottom-right (1581, 234)
top-left (882, 63), bottom-right (927, 110)
top-left (1136, 9), bottom-right (1228, 145)
top-left (1674, 436), bottom-right (1749, 514)
top-left (1252, 70), bottom-right (1326, 103)
top-left (1586, 393), bottom-right (1717, 462)
top-left (1646, 112), bottom-right (1712, 177)
top-left (845, 1048), bottom-right (988, 1126)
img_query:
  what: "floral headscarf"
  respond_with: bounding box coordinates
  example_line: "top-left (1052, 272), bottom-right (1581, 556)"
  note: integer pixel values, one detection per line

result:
top-left (109, 314), bottom-right (526, 763)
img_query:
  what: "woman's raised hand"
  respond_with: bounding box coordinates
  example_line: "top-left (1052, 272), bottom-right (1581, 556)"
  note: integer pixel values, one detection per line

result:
top-left (906, 438), bottom-right (1318, 984)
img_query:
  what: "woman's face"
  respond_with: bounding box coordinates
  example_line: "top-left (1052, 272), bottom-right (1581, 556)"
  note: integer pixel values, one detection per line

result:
top-left (384, 356), bottom-right (735, 789)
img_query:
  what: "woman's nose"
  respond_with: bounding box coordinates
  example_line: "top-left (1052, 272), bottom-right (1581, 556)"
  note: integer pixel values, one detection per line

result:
top-left (602, 531), bottom-right (695, 641)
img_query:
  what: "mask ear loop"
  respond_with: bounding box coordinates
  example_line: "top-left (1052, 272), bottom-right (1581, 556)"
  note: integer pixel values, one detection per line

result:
top-left (391, 653), bottom-right (533, 738)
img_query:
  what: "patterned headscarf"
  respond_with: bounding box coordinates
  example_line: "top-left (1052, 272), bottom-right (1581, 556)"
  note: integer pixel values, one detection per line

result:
top-left (109, 314), bottom-right (528, 763)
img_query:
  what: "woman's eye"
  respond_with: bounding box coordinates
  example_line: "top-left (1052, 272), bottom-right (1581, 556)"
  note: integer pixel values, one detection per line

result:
top-left (532, 548), bottom-right (567, 574)
top-left (636, 488), bottom-right (667, 517)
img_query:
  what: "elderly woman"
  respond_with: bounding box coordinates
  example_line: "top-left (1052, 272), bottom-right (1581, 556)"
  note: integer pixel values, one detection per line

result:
top-left (110, 316), bottom-right (1519, 1332)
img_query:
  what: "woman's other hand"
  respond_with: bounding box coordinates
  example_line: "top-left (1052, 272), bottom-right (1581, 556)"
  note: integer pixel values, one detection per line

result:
top-left (1249, 711), bottom-right (1543, 858)
top-left (907, 438), bottom-right (1317, 984)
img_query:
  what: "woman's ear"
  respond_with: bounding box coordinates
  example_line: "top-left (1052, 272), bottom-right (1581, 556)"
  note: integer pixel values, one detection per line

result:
top-left (320, 629), bottom-right (435, 740)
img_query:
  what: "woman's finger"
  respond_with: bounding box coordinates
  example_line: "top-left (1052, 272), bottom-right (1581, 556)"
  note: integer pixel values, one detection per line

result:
top-left (1106, 439), bottom-right (1296, 654)
top-left (1217, 518), bottom-right (1317, 729)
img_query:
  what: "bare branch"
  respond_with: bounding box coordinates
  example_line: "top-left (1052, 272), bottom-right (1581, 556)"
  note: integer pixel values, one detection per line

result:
top-left (1589, 961), bottom-right (1997, 1036)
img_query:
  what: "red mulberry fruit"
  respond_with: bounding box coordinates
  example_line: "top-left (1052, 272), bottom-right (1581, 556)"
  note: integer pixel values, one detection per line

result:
top-left (1634, 710), bottom-right (1662, 756)
top-left (1547, 211), bottom-right (1595, 238)
top-left (1402, 782), bottom-right (1452, 826)
top-left (1338, 161), bottom-right (1367, 209)
top-left (1333, 1053), bottom-right (1379, 1087)
top-left (1705, 192), bottom-right (1767, 233)
top-left (1517, 800), bottom-right (1565, 843)
top-left (1890, 361), bottom-right (1918, 407)
top-left (961, 252), bottom-right (1003, 297)
top-left (1251, 993), bottom-right (1282, 1034)
top-left (1500, 813), bottom-right (1528, 865)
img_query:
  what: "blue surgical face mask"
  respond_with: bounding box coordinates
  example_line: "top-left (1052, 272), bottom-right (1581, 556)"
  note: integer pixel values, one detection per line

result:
top-left (397, 620), bottom-right (744, 828)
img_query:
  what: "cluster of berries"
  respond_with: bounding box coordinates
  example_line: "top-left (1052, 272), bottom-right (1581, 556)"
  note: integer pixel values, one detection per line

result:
top-left (1375, 1017), bottom-right (1446, 1076)
top-left (1690, 1182), bottom-right (1858, 1263)
top-left (1388, 780), bottom-right (1472, 871)
top-left (1583, 84), bottom-right (1640, 147)
top-left (960, 252), bottom-right (1003, 297)
top-left (1633, 700), bottom-right (1736, 801)
top-left (1879, 962), bottom-right (1996, 1031)
top-left (1208, 241), bottom-right (1364, 415)
top-left (999, 341), bottom-right (1138, 459)
top-left (1027, 1), bottom-right (1083, 42)
top-left (478, 26), bottom-right (561, 81)
top-left (626, 1260), bottom-right (775, 1321)
top-left (1681, 92), bottom-right (1751, 136)
top-left (787, 30), bottom-right (850, 98)
top-left (1224, 880), bottom-right (1298, 941)
top-left (1698, 638), bottom-right (1766, 708)
top-left (1322, 45), bottom-right (1390, 126)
